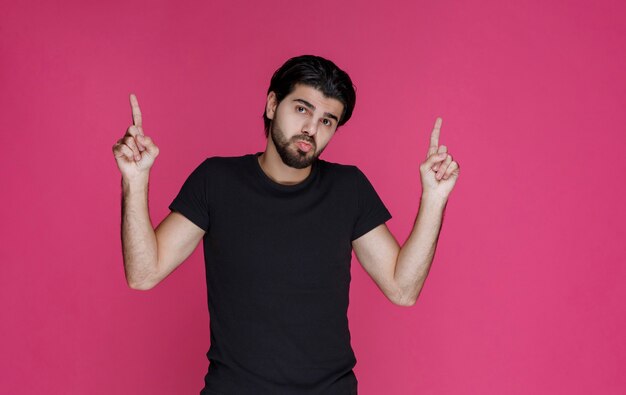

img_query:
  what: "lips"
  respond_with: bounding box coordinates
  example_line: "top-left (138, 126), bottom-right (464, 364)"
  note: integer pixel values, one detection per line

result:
top-left (294, 139), bottom-right (314, 153)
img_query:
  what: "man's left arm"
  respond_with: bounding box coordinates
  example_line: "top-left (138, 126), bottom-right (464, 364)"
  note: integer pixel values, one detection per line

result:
top-left (352, 117), bottom-right (460, 307)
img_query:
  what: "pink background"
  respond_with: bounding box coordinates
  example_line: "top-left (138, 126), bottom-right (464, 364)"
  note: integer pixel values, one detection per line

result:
top-left (2, 0), bottom-right (625, 394)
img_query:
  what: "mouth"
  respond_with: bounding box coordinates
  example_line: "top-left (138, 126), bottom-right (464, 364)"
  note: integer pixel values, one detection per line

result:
top-left (294, 139), bottom-right (314, 153)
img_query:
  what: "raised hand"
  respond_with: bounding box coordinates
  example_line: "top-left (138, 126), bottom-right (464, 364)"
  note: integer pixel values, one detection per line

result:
top-left (112, 94), bottom-right (160, 181)
top-left (419, 117), bottom-right (460, 200)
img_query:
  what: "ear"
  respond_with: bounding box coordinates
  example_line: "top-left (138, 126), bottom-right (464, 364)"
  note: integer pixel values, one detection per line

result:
top-left (266, 91), bottom-right (278, 120)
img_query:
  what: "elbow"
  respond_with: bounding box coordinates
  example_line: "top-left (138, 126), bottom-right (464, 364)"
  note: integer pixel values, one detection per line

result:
top-left (126, 273), bottom-right (158, 291)
top-left (393, 278), bottom-right (428, 307)
top-left (127, 280), bottom-right (156, 291)
top-left (124, 261), bottom-right (160, 290)
top-left (394, 295), bottom-right (417, 307)
top-left (392, 287), bottom-right (420, 307)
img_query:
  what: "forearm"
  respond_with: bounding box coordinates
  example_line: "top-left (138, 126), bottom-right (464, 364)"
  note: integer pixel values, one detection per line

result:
top-left (121, 176), bottom-right (158, 289)
top-left (394, 194), bottom-right (447, 305)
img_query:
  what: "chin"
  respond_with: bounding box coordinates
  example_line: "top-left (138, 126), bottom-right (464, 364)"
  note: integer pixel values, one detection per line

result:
top-left (281, 148), bottom-right (317, 169)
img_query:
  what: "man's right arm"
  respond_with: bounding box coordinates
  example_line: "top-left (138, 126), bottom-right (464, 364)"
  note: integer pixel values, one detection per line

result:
top-left (121, 179), bottom-right (205, 290)
top-left (114, 93), bottom-right (205, 290)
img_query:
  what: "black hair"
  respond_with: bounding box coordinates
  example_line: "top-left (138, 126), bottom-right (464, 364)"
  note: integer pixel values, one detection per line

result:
top-left (263, 55), bottom-right (356, 137)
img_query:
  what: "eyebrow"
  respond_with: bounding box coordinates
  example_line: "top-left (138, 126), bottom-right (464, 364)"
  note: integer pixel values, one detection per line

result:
top-left (293, 99), bottom-right (340, 123)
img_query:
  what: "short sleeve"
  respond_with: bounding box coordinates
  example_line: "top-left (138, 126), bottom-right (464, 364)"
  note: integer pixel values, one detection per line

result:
top-left (168, 159), bottom-right (210, 232)
top-left (351, 167), bottom-right (392, 241)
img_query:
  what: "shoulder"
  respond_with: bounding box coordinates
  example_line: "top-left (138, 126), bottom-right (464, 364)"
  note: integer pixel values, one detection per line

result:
top-left (194, 154), bottom-right (253, 173)
top-left (318, 160), bottom-right (381, 196)
top-left (317, 159), bottom-right (362, 180)
top-left (180, 155), bottom-right (252, 188)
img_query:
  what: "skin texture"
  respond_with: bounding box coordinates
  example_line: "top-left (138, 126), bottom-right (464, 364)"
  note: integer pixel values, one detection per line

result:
top-left (112, 90), bottom-right (460, 305)
top-left (112, 94), bottom-right (203, 290)
top-left (351, 117), bottom-right (460, 306)
top-left (258, 84), bottom-right (344, 184)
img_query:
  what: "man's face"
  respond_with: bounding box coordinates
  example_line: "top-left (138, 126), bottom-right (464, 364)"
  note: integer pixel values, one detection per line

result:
top-left (266, 84), bottom-right (344, 169)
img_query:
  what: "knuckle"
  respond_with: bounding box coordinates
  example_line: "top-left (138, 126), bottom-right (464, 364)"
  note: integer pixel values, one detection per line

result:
top-left (117, 146), bottom-right (130, 157)
top-left (124, 145), bottom-right (138, 155)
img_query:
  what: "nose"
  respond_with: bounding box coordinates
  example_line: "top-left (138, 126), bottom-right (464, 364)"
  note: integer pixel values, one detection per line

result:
top-left (302, 117), bottom-right (319, 137)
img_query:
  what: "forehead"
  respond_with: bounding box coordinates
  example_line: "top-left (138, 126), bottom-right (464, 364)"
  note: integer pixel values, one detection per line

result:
top-left (284, 84), bottom-right (344, 116)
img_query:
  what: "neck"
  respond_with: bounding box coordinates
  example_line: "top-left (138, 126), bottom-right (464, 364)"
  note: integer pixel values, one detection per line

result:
top-left (258, 141), bottom-right (312, 185)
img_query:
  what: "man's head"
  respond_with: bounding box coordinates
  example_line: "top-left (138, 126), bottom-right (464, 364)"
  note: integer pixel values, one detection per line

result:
top-left (263, 55), bottom-right (356, 137)
top-left (263, 55), bottom-right (356, 169)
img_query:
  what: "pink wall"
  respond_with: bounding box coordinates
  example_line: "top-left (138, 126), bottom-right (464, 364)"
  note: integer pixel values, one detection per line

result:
top-left (2, 0), bottom-right (625, 394)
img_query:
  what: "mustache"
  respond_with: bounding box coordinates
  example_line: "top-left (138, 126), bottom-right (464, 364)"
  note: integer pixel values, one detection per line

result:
top-left (292, 135), bottom-right (315, 146)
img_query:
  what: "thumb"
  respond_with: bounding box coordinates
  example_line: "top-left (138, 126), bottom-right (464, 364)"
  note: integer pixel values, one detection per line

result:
top-left (137, 135), bottom-right (159, 157)
top-left (423, 152), bottom-right (447, 169)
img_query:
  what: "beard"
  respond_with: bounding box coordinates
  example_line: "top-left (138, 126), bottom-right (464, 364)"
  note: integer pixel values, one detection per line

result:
top-left (270, 122), bottom-right (325, 169)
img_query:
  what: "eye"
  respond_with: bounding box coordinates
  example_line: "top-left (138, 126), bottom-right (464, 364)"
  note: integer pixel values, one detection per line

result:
top-left (296, 106), bottom-right (306, 113)
top-left (322, 119), bottom-right (332, 126)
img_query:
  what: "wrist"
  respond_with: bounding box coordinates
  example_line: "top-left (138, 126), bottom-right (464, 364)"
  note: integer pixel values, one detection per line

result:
top-left (420, 192), bottom-right (448, 208)
top-left (122, 175), bottom-right (149, 195)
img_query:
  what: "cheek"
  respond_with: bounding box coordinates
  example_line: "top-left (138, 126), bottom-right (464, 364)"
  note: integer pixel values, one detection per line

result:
top-left (317, 133), bottom-right (333, 149)
top-left (279, 112), bottom-right (303, 130)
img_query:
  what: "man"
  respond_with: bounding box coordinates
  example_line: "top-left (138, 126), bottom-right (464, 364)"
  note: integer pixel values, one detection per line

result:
top-left (112, 55), bottom-right (460, 394)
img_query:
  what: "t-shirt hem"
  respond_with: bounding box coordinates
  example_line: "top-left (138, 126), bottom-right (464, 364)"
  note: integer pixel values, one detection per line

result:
top-left (351, 211), bottom-right (392, 241)
top-left (169, 201), bottom-right (209, 232)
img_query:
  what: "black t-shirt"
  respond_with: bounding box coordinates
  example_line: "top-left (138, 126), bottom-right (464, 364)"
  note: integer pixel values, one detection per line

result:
top-left (169, 153), bottom-right (392, 395)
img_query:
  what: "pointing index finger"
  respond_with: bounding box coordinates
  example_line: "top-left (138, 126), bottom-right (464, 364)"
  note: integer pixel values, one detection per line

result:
top-left (129, 93), bottom-right (143, 130)
top-left (427, 117), bottom-right (442, 157)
